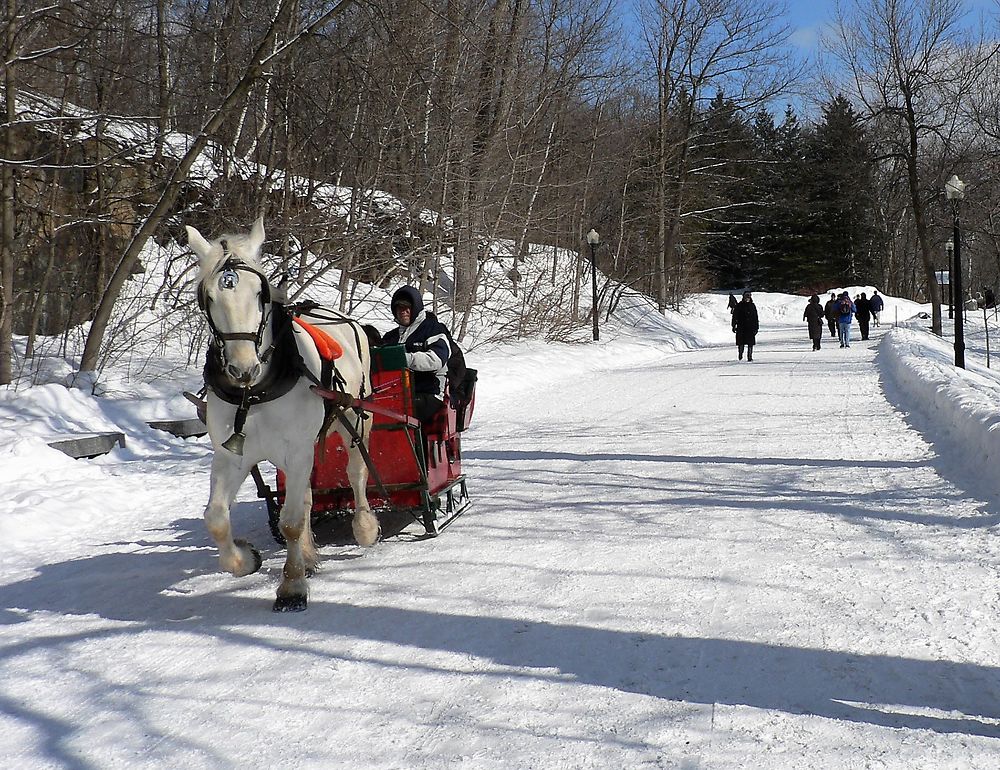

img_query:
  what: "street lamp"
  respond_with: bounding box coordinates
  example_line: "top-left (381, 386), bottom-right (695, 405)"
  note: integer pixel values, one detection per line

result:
top-left (945, 239), bottom-right (954, 319)
top-left (945, 174), bottom-right (966, 368)
top-left (586, 228), bottom-right (600, 341)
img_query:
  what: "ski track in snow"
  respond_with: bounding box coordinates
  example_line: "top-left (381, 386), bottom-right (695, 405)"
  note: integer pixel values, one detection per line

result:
top-left (3, 316), bottom-right (1000, 768)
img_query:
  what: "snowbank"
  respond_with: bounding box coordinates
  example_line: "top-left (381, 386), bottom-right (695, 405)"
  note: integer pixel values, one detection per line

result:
top-left (879, 322), bottom-right (1000, 498)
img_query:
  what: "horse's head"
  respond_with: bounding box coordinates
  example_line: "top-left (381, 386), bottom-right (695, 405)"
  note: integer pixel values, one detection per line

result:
top-left (186, 218), bottom-right (272, 387)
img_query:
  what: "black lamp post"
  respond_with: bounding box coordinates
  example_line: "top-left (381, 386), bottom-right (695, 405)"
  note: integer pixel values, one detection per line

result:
top-left (946, 174), bottom-right (966, 368)
top-left (586, 228), bottom-right (600, 341)
top-left (945, 239), bottom-right (954, 319)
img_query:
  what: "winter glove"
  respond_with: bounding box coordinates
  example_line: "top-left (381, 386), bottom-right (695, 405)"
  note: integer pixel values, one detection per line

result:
top-left (405, 338), bottom-right (429, 353)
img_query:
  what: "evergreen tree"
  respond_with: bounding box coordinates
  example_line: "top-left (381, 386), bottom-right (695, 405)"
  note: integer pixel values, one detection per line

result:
top-left (740, 97), bottom-right (877, 293)
top-left (748, 105), bottom-right (812, 291)
top-left (696, 92), bottom-right (758, 288)
top-left (804, 95), bottom-right (877, 287)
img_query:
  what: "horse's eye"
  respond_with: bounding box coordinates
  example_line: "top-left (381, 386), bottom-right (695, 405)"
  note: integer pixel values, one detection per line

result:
top-left (219, 270), bottom-right (239, 290)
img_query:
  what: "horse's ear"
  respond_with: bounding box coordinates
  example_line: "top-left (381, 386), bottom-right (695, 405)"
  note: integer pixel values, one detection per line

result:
top-left (186, 225), bottom-right (215, 266)
top-left (248, 217), bottom-right (266, 255)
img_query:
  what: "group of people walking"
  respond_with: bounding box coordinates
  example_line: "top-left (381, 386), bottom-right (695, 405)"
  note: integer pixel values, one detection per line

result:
top-left (728, 289), bottom-right (885, 360)
top-left (805, 290), bottom-right (884, 349)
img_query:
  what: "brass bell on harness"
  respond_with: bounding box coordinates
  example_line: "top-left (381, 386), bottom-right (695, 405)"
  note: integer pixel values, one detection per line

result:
top-left (223, 398), bottom-right (252, 456)
top-left (222, 430), bottom-right (246, 455)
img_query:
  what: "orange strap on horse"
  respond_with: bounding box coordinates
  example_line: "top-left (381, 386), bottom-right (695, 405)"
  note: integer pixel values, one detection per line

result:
top-left (292, 317), bottom-right (343, 361)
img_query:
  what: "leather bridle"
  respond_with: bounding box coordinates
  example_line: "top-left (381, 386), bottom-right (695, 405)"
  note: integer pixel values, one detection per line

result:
top-left (197, 243), bottom-right (274, 371)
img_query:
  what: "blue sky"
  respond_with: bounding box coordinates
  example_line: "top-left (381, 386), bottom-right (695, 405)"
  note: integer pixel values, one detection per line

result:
top-left (784, 0), bottom-right (836, 50)
top-left (619, 0), bottom-right (997, 117)
top-left (783, 0), bottom-right (997, 51)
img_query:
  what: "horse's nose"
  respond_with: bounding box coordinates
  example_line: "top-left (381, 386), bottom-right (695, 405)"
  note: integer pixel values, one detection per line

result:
top-left (226, 362), bottom-right (261, 384)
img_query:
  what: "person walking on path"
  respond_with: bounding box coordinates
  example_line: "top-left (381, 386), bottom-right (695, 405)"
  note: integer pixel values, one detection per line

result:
top-left (803, 295), bottom-right (825, 350)
top-left (869, 290), bottom-right (884, 327)
top-left (855, 292), bottom-right (872, 340)
top-left (836, 292), bottom-right (856, 348)
top-left (824, 293), bottom-right (839, 338)
top-left (728, 294), bottom-right (738, 317)
top-left (732, 290), bottom-right (759, 361)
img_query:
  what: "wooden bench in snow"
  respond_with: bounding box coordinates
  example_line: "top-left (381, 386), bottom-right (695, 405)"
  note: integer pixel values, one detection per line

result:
top-left (47, 432), bottom-right (125, 459)
top-left (146, 418), bottom-right (208, 438)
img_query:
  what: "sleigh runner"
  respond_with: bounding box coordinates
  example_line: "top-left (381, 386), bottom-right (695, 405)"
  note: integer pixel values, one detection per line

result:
top-left (253, 342), bottom-right (475, 539)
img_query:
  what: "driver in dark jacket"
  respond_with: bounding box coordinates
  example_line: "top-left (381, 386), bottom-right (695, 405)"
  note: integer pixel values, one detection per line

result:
top-left (381, 286), bottom-right (451, 422)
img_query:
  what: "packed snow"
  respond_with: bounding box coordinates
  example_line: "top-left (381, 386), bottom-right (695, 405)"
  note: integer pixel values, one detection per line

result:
top-left (3, 280), bottom-right (1000, 768)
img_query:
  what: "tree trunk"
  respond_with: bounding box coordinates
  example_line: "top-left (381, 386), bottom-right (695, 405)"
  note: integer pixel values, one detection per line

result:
top-left (901, 84), bottom-right (942, 335)
top-left (153, 0), bottom-right (171, 167)
top-left (0, 0), bottom-right (17, 384)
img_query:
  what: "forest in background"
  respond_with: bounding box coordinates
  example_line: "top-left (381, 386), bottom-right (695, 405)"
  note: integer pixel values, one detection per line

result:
top-left (3, 0), bottom-right (1000, 384)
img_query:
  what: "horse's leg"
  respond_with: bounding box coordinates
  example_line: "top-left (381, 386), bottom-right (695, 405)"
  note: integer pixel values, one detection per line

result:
top-left (346, 433), bottom-right (380, 547)
top-left (301, 482), bottom-right (318, 576)
top-left (274, 449), bottom-right (314, 612)
top-left (205, 453), bottom-right (262, 577)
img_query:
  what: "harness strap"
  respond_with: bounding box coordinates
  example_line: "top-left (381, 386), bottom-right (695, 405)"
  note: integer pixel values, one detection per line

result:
top-left (289, 301), bottom-right (370, 399)
top-left (331, 405), bottom-right (393, 502)
top-left (200, 256), bottom-right (273, 353)
top-left (233, 394), bottom-right (250, 435)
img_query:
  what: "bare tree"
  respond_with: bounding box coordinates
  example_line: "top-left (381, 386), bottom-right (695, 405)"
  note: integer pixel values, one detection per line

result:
top-left (826, 0), bottom-right (999, 335)
top-left (636, 0), bottom-right (797, 312)
top-left (0, 0), bottom-right (16, 384)
top-left (76, 0), bottom-right (359, 377)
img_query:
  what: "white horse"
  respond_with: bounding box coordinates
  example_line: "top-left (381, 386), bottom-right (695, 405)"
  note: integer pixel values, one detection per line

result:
top-left (186, 218), bottom-right (380, 612)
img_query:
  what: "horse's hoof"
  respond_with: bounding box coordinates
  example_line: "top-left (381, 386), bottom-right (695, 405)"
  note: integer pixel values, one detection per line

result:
top-left (234, 538), bottom-right (262, 575)
top-left (273, 594), bottom-right (307, 612)
top-left (352, 518), bottom-right (381, 547)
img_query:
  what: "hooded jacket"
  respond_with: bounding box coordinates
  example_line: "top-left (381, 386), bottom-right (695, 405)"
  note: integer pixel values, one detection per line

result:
top-left (803, 297), bottom-right (825, 339)
top-left (382, 286), bottom-right (451, 400)
top-left (732, 297), bottom-right (759, 345)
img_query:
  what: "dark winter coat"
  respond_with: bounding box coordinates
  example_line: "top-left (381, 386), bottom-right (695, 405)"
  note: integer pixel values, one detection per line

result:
top-left (803, 300), bottom-right (825, 340)
top-left (381, 286), bottom-right (451, 400)
top-left (854, 296), bottom-right (871, 319)
top-left (869, 293), bottom-right (884, 312)
top-left (732, 300), bottom-right (759, 346)
top-left (824, 298), bottom-right (839, 322)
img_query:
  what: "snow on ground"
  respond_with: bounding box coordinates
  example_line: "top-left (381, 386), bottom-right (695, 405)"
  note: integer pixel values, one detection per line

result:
top-left (3, 288), bottom-right (1000, 768)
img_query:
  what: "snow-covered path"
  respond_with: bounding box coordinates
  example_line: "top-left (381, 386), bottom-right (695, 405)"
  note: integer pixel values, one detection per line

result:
top-left (466, 323), bottom-right (1000, 767)
top-left (4, 320), bottom-right (1000, 768)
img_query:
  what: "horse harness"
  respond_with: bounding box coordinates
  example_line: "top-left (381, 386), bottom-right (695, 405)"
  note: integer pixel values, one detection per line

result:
top-left (199, 252), bottom-right (370, 455)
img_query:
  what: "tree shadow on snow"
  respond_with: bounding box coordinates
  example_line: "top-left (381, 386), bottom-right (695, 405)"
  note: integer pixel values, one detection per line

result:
top-left (464, 449), bottom-right (1000, 528)
top-left (466, 448), bottom-right (927, 471)
top-left (2, 545), bottom-right (1000, 742)
top-left (308, 602), bottom-right (1000, 739)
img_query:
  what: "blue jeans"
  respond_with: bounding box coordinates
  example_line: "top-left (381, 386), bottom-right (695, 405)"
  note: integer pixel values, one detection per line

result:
top-left (838, 320), bottom-right (852, 346)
